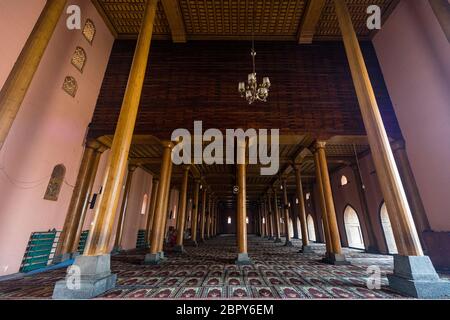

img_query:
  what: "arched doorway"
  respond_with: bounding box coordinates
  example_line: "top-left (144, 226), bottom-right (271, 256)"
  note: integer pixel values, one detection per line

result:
top-left (380, 202), bottom-right (398, 254)
top-left (344, 206), bottom-right (365, 250)
top-left (307, 214), bottom-right (316, 241)
top-left (297, 217), bottom-right (302, 239)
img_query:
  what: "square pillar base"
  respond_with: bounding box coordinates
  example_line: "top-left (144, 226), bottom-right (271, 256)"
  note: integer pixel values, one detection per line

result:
top-left (388, 255), bottom-right (450, 298)
top-left (274, 238), bottom-right (282, 243)
top-left (173, 245), bottom-right (186, 253)
top-left (284, 240), bottom-right (294, 247)
top-left (144, 252), bottom-right (163, 265)
top-left (52, 254), bottom-right (116, 299)
top-left (300, 245), bottom-right (314, 253)
top-left (235, 253), bottom-right (253, 265)
top-left (322, 253), bottom-right (350, 265)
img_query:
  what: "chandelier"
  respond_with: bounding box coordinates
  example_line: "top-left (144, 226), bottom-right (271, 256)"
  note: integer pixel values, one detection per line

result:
top-left (238, 6), bottom-right (271, 104)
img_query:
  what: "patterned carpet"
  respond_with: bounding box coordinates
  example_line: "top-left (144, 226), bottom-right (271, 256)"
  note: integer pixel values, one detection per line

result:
top-left (0, 235), bottom-right (417, 299)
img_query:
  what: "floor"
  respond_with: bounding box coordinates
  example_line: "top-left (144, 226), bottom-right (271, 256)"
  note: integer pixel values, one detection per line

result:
top-left (0, 235), bottom-right (417, 299)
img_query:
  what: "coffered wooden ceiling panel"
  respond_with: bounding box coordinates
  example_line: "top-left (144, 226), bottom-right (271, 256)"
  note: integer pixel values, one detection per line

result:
top-left (95, 0), bottom-right (398, 41)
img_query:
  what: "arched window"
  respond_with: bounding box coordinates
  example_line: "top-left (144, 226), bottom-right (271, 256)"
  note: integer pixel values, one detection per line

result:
top-left (62, 76), bottom-right (78, 97)
top-left (297, 217), bottom-right (302, 239)
top-left (141, 194), bottom-right (148, 215)
top-left (307, 214), bottom-right (316, 241)
top-left (246, 217), bottom-right (249, 224)
top-left (227, 216), bottom-right (232, 224)
top-left (82, 19), bottom-right (96, 44)
top-left (380, 202), bottom-right (398, 254)
top-left (344, 205), bottom-right (365, 249)
top-left (306, 193), bottom-right (311, 200)
top-left (44, 164), bottom-right (66, 201)
top-left (71, 46), bottom-right (87, 72)
top-left (341, 175), bottom-right (348, 186)
top-left (288, 218), bottom-right (294, 238)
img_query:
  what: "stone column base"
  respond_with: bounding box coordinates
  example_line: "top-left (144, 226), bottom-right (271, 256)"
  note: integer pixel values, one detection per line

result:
top-left (300, 245), bottom-right (314, 253)
top-left (274, 238), bottom-right (282, 243)
top-left (144, 252), bottom-right (163, 265)
top-left (388, 255), bottom-right (450, 298)
top-left (173, 245), bottom-right (186, 253)
top-left (284, 240), bottom-right (293, 247)
top-left (235, 253), bottom-right (253, 265)
top-left (322, 253), bottom-right (350, 265)
top-left (52, 254), bottom-right (116, 299)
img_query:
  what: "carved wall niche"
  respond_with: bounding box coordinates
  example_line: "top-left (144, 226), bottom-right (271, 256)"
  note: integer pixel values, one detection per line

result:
top-left (71, 47), bottom-right (87, 73)
top-left (82, 19), bottom-right (96, 44)
top-left (44, 164), bottom-right (66, 201)
top-left (62, 76), bottom-right (78, 97)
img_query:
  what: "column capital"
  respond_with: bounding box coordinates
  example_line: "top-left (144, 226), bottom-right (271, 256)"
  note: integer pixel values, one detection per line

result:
top-left (86, 139), bottom-right (102, 150)
top-left (314, 141), bottom-right (327, 150)
top-left (160, 140), bottom-right (174, 149)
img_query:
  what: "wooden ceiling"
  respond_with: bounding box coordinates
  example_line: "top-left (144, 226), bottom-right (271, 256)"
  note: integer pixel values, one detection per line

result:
top-left (93, 0), bottom-right (398, 42)
top-left (97, 134), bottom-right (370, 207)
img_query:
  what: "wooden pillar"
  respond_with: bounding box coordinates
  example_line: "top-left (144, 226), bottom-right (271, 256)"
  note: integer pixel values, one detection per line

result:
top-left (267, 193), bottom-right (274, 238)
top-left (0, 0), bottom-right (67, 150)
top-left (175, 166), bottom-right (190, 250)
top-left (157, 165), bottom-right (173, 253)
top-left (190, 180), bottom-right (200, 244)
top-left (236, 159), bottom-right (251, 264)
top-left (282, 180), bottom-right (293, 246)
top-left (56, 140), bottom-right (105, 259)
top-left (84, 0), bottom-right (158, 256)
top-left (392, 140), bottom-right (431, 249)
top-left (145, 178), bottom-right (159, 245)
top-left (293, 164), bottom-right (312, 252)
top-left (334, 0), bottom-right (423, 257)
top-left (314, 148), bottom-right (333, 255)
top-left (350, 163), bottom-right (379, 252)
top-left (272, 189), bottom-right (282, 242)
top-left (113, 165), bottom-right (137, 251)
top-left (146, 141), bottom-right (173, 262)
top-left (200, 188), bottom-right (207, 241)
top-left (316, 141), bottom-right (349, 264)
top-left (206, 197), bottom-right (212, 239)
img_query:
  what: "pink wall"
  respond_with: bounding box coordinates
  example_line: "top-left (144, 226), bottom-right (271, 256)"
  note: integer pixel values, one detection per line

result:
top-left (0, 1), bottom-right (114, 276)
top-left (373, 0), bottom-right (450, 231)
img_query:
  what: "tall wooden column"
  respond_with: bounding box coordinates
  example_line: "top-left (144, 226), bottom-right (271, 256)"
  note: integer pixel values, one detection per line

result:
top-left (314, 149), bottom-right (332, 254)
top-left (316, 141), bottom-right (348, 264)
top-left (350, 163), bottom-right (379, 252)
top-left (190, 180), bottom-right (201, 245)
top-left (334, 0), bottom-right (422, 257)
top-left (294, 163), bottom-right (313, 252)
top-left (200, 188), bottom-right (207, 242)
top-left (112, 165), bottom-right (137, 252)
top-left (273, 189), bottom-right (282, 242)
top-left (267, 193), bottom-right (274, 239)
top-left (392, 140), bottom-right (430, 249)
top-left (84, 0), bottom-right (158, 257)
top-left (282, 180), bottom-right (293, 246)
top-left (157, 165), bottom-right (173, 254)
top-left (206, 197), bottom-right (212, 239)
top-left (145, 178), bottom-right (159, 246)
top-left (55, 140), bottom-right (105, 260)
top-left (0, 0), bottom-right (67, 150)
top-left (145, 141), bottom-right (173, 264)
top-left (236, 159), bottom-right (252, 264)
top-left (175, 166), bottom-right (190, 251)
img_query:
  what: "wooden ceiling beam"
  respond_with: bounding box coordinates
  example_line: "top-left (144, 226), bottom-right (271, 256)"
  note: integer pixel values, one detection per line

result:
top-left (297, 0), bottom-right (326, 44)
top-left (161, 0), bottom-right (187, 43)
